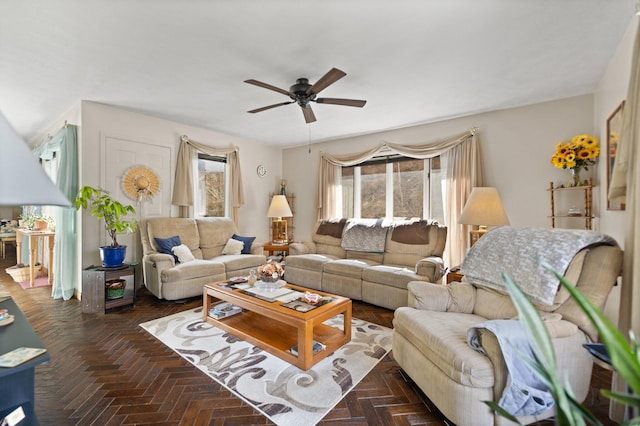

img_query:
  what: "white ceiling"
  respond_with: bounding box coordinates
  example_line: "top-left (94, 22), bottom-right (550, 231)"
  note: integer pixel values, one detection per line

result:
top-left (1, 1), bottom-right (637, 147)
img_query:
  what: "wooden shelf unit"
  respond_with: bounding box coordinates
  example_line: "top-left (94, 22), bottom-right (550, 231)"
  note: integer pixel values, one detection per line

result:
top-left (548, 178), bottom-right (594, 230)
top-left (82, 264), bottom-right (136, 314)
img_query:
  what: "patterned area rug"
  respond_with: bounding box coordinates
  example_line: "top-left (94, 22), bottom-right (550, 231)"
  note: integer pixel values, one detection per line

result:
top-left (140, 307), bottom-right (392, 426)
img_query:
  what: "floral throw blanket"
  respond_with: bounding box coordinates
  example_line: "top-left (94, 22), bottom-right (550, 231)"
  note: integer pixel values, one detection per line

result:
top-left (461, 226), bottom-right (617, 306)
top-left (341, 219), bottom-right (389, 253)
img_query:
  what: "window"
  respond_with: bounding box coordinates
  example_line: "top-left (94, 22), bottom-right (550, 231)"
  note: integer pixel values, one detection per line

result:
top-left (40, 153), bottom-right (59, 219)
top-left (393, 158), bottom-right (423, 218)
top-left (341, 155), bottom-right (443, 222)
top-left (196, 153), bottom-right (227, 217)
top-left (361, 162), bottom-right (387, 218)
top-left (40, 153), bottom-right (58, 185)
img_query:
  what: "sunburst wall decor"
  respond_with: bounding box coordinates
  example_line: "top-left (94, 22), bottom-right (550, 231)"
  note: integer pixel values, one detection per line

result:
top-left (121, 165), bottom-right (160, 201)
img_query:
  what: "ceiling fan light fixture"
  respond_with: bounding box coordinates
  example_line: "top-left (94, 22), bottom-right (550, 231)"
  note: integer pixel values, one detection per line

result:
top-left (245, 67), bottom-right (366, 123)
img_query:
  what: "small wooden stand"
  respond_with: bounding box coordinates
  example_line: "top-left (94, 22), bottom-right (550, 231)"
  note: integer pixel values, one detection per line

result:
top-left (82, 264), bottom-right (136, 314)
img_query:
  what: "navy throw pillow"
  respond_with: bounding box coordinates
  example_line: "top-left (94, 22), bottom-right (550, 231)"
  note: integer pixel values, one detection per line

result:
top-left (154, 235), bottom-right (182, 261)
top-left (232, 234), bottom-right (256, 254)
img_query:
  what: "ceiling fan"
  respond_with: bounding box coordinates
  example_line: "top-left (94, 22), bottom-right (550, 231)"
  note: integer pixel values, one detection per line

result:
top-left (244, 67), bottom-right (366, 123)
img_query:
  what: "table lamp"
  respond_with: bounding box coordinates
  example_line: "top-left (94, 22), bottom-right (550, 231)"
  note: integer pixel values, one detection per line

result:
top-left (0, 111), bottom-right (71, 206)
top-left (267, 195), bottom-right (292, 243)
top-left (458, 187), bottom-right (509, 246)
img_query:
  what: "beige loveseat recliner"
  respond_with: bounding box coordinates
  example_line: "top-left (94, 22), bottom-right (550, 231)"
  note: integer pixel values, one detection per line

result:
top-left (392, 226), bottom-right (623, 426)
top-left (285, 218), bottom-right (447, 310)
top-left (140, 217), bottom-right (266, 300)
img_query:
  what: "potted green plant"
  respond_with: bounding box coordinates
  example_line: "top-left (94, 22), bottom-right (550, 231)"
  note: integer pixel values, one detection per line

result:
top-left (73, 186), bottom-right (138, 268)
top-left (19, 211), bottom-right (54, 230)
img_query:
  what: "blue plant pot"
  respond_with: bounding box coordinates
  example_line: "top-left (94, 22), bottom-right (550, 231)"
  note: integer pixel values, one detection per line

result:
top-left (100, 245), bottom-right (127, 268)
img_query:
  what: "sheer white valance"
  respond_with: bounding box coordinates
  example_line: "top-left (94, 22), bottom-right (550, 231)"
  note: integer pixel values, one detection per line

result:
top-left (172, 135), bottom-right (244, 224)
top-left (317, 128), bottom-right (484, 266)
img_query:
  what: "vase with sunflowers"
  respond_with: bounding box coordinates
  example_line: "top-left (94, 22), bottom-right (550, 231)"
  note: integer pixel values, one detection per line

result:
top-left (550, 134), bottom-right (600, 186)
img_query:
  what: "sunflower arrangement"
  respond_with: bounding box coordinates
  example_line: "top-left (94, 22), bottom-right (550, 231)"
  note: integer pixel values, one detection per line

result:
top-left (550, 134), bottom-right (600, 171)
top-left (257, 260), bottom-right (284, 283)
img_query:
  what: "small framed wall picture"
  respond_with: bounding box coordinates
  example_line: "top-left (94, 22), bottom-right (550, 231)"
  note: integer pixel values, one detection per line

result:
top-left (606, 101), bottom-right (625, 211)
top-left (256, 164), bottom-right (267, 177)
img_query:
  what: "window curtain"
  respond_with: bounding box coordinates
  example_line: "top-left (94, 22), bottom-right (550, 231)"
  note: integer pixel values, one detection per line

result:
top-left (33, 124), bottom-right (78, 300)
top-left (607, 15), bottom-right (640, 422)
top-left (172, 135), bottom-right (243, 224)
top-left (317, 128), bottom-right (483, 267)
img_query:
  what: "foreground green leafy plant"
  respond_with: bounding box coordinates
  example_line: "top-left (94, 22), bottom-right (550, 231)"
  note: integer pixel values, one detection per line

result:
top-left (73, 186), bottom-right (138, 248)
top-left (485, 261), bottom-right (640, 425)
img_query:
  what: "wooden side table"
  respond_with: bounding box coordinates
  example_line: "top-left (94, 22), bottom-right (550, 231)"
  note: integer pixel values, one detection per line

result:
top-left (264, 242), bottom-right (290, 257)
top-left (446, 270), bottom-right (464, 284)
top-left (15, 229), bottom-right (55, 287)
top-left (82, 264), bottom-right (136, 314)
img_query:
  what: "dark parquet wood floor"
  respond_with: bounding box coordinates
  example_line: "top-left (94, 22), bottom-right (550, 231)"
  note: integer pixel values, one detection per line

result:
top-left (0, 249), bottom-right (616, 425)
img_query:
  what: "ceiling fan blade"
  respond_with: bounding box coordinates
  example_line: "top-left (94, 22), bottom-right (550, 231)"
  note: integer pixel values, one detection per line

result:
top-left (315, 98), bottom-right (367, 108)
top-left (248, 101), bottom-right (293, 113)
top-left (301, 105), bottom-right (316, 123)
top-left (306, 68), bottom-right (346, 95)
top-left (244, 79), bottom-right (290, 96)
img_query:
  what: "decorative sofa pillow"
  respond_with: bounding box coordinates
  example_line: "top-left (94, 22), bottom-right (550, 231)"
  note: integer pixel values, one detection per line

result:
top-left (316, 218), bottom-right (347, 238)
top-left (222, 238), bottom-right (244, 255)
top-left (232, 234), bottom-right (255, 254)
top-left (171, 244), bottom-right (195, 263)
top-left (154, 235), bottom-right (182, 261)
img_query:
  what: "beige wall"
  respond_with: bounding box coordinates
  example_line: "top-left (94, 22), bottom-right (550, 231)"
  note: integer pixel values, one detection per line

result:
top-left (281, 15), bottom-right (638, 331)
top-left (79, 101), bottom-right (282, 268)
top-left (23, 15), bottom-right (636, 300)
top-left (0, 207), bottom-right (21, 220)
top-left (594, 15), bottom-right (638, 246)
top-left (284, 94), bottom-right (597, 246)
top-left (593, 15), bottom-right (638, 328)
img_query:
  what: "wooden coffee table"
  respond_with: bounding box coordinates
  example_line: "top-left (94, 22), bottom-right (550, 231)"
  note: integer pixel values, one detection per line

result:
top-left (203, 281), bottom-right (352, 370)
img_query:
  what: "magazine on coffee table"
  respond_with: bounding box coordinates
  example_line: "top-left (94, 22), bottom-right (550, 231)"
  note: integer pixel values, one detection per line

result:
top-left (281, 299), bottom-right (318, 312)
top-left (218, 277), bottom-right (250, 290)
top-left (281, 296), bottom-right (334, 312)
top-left (242, 286), bottom-right (295, 302)
top-left (275, 291), bottom-right (304, 303)
top-left (288, 340), bottom-right (326, 357)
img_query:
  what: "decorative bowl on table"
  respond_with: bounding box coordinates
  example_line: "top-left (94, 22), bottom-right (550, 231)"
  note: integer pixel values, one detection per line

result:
top-left (254, 260), bottom-right (285, 290)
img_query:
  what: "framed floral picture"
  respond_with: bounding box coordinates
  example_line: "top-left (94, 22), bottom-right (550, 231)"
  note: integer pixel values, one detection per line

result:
top-left (606, 101), bottom-right (625, 211)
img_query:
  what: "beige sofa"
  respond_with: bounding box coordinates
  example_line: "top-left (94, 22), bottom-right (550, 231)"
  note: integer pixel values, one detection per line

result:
top-left (392, 226), bottom-right (623, 425)
top-left (139, 217), bottom-right (266, 300)
top-left (285, 218), bottom-right (447, 310)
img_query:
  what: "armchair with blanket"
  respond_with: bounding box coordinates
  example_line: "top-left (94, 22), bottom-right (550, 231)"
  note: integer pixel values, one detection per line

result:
top-left (392, 226), bottom-right (623, 425)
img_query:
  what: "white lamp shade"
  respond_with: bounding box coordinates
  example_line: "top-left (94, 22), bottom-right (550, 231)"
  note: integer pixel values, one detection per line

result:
top-left (267, 195), bottom-right (292, 218)
top-left (458, 187), bottom-right (509, 227)
top-left (0, 111), bottom-right (71, 206)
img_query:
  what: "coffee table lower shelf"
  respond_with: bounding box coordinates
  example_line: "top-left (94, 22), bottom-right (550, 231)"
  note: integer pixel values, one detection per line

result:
top-left (209, 311), bottom-right (346, 367)
top-left (203, 283), bottom-right (352, 370)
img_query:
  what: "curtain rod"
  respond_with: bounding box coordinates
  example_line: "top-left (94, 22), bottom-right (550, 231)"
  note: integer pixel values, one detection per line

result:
top-left (44, 120), bottom-right (70, 141)
top-left (380, 126), bottom-right (479, 148)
